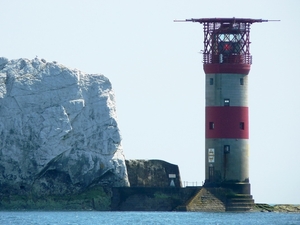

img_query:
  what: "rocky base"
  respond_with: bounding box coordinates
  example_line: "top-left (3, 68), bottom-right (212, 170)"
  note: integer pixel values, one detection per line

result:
top-left (0, 186), bottom-right (112, 211)
top-left (1, 187), bottom-right (299, 212)
top-left (254, 203), bottom-right (300, 213)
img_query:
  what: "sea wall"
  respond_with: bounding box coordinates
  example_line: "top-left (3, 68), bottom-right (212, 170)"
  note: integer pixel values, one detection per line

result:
top-left (111, 187), bottom-right (200, 211)
top-left (2, 187), bottom-right (299, 212)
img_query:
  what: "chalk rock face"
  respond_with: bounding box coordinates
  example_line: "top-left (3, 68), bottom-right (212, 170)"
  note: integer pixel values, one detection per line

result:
top-left (0, 57), bottom-right (129, 195)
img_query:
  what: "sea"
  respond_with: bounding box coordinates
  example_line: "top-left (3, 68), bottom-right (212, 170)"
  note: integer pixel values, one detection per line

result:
top-left (0, 211), bottom-right (300, 225)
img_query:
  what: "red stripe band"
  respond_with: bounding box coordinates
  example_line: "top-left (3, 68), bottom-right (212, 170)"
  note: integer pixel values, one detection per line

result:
top-left (204, 64), bottom-right (250, 75)
top-left (206, 106), bottom-right (249, 139)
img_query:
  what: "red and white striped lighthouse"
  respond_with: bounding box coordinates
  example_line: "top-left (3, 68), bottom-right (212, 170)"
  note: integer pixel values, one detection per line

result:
top-left (175, 18), bottom-right (275, 195)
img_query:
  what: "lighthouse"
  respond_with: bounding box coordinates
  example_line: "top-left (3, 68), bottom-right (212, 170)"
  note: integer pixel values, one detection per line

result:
top-left (175, 18), bottom-right (276, 196)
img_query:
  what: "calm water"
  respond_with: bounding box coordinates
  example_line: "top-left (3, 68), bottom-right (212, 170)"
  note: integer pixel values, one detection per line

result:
top-left (0, 211), bottom-right (300, 225)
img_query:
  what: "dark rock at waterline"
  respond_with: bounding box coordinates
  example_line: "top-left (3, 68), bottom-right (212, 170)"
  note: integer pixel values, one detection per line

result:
top-left (254, 203), bottom-right (300, 213)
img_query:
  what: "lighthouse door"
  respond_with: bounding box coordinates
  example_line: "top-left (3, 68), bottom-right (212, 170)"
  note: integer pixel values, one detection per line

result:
top-left (209, 165), bottom-right (214, 181)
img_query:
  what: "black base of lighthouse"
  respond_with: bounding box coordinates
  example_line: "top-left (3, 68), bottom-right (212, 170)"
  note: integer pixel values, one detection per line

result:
top-left (203, 181), bottom-right (251, 195)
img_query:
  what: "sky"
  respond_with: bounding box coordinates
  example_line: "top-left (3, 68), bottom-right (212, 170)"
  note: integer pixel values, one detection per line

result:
top-left (0, 0), bottom-right (299, 204)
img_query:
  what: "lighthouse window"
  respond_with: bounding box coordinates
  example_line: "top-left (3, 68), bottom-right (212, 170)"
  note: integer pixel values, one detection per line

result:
top-left (240, 78), bottom-right (244, 85)
top-left (209, 122), bottom-right (215, 130)
top-left (224, 99), bottom-right (230, 106)
top-left (210, 78), bottom-right (214, 85)
top-left (240, 122), bottom-right (245, 130)
top-left (224, 145), bottom-right (230, 154)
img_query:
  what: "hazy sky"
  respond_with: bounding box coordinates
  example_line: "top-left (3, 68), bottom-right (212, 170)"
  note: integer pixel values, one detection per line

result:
top-left (1, 0), bottom-right (299, 204)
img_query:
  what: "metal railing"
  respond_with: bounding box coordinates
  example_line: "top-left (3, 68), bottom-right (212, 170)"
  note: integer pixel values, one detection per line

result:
top-left (182, 181), bottom-right (203, 187)
top-left (203, 53), bottom-right (252, 65)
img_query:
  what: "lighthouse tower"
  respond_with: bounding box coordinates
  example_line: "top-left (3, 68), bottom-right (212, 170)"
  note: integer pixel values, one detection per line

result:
top-left (175, 18), bottom-right (273, 195)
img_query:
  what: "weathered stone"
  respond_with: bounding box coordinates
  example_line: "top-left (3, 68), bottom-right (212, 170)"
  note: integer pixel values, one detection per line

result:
top-left (0, 57), bottom-right (129, 195)
top-left (185, 188), bottom-right (226, 212)
top-left (126, 159), bottom-right (182, 188)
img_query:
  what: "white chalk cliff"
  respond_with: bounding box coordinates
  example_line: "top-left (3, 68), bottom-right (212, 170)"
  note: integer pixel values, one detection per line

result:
top-left (0, 57), bottom-right (129, 195)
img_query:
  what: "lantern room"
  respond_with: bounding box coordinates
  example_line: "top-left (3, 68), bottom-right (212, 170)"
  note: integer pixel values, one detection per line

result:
top-left (174, 18), bottom-right (270, 74)
top-left (203, 19), bottom-right (252, 66)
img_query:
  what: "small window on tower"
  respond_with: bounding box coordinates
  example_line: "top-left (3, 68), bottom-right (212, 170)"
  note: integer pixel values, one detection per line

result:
top-left (224, 145), bottom-right (230, 154)
top-left (209, 122), bottom-right (214, 130)
top-left (240, 122), bottom-right (245, 130)
top-left (240, 78), bottom-right (244, 85)
top-left (210, 78), bottom-right (214, 85)
top-left (224, 99), bottom-right (230, 106)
